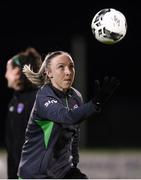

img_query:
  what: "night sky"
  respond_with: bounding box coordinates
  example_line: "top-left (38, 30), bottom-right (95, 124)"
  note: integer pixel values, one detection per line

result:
top-left (0, 1), bottom-right (141, 148)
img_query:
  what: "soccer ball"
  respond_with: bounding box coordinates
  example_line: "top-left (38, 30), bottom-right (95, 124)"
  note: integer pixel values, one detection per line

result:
top-left (91, 8), bottom-right (127, 44)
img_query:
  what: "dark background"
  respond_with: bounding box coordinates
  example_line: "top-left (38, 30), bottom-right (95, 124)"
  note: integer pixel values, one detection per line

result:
top-left (0, 1), bottom-right (141, 148)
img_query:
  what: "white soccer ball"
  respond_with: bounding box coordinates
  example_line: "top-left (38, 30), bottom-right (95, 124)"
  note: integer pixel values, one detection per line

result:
top-left (91, 8), bottom-right (127, 44)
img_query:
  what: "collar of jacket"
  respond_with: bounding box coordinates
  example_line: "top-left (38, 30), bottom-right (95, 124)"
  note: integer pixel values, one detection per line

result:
top-left (49, 83), bottom-right (73, 98)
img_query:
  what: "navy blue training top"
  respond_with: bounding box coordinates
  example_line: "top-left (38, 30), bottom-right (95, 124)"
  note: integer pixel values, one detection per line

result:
top-left (18, 84), bottom-right (100, 179)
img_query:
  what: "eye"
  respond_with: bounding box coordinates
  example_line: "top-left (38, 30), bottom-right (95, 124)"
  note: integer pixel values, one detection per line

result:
top-left (69, 64), bottom-right (75, 69)
top-left (58, 65), bottom-right (64, 69)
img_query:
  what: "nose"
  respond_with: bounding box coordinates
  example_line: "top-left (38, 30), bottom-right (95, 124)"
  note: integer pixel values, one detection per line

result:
top-left (65, 67), bottom-right (71, 75)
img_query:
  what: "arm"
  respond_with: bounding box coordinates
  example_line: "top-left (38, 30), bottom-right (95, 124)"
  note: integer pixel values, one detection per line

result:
top-left (36, 95), bottom-right (100, 125)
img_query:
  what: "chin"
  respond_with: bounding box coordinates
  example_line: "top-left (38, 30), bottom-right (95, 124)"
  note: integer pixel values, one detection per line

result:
top-left (62, 82), bottom-right (72, 90)
top-left (7, 84), bottom-right (12, 88)
top-left (62, 85), bottom-right (71, 91)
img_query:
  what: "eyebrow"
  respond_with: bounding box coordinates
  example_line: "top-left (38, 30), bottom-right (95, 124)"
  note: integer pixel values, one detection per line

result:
top-left (57, 62), bottom-right (74, 65)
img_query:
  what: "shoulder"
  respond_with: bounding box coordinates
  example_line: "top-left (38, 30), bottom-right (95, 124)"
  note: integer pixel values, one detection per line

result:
top-left (71, 87), bottom-right (82, 97)
top-left (35, 84), bottom-right (60, 107)
top-left (37, 84), bottom-right (56, 97)
top-left (71, 87), bottom-right (83, 102)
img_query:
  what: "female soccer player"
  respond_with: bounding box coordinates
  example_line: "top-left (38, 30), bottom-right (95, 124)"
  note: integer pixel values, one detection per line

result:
top-left (18, 51), bottom-right (119, 179)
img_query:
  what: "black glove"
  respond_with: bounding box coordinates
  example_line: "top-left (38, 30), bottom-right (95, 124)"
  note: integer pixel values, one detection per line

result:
top-left (92, 76), bottom-right (120, 108)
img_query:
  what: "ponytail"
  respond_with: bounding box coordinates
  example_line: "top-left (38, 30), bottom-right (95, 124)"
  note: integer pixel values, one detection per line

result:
top-left (23, 57), bottom-right (49, 87)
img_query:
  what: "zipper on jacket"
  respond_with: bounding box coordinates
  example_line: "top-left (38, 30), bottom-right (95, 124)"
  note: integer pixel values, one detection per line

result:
top-left (65, 96), bottom-right (69, 110)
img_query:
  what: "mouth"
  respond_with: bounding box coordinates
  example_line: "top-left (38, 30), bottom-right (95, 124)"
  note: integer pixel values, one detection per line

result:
top-left (64, 79), bottom-right (72, 85)
top-left (64, 79), bottom-right (71, 82)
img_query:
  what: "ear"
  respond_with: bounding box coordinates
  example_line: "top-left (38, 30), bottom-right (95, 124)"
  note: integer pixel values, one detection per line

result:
top-left (46, 69), bottom-right (53, 78)
top-left (14, 67), bottom-right (21, 75)
top-left (12, 67), bottom-right (21, 80)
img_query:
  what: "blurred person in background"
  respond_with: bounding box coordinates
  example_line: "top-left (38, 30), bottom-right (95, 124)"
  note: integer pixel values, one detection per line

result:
top-left (5, 47), bottom-right (42, 179)
top-left (18, 50), bottom-right (120, 179)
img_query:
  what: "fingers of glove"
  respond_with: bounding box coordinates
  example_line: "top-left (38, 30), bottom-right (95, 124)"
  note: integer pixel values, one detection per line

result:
top-left (101, 76), bottom-right (109, 89)
top-left (94, 80), bottom-right (100, 92)
top-left (110, 77), bottom-right (120, 90)
top-left (99, 77), bottom-right (120, 98)
top-left (102, 76), bottom-right (120, 89)
top-left (110, 77), bottom-right (120, 85)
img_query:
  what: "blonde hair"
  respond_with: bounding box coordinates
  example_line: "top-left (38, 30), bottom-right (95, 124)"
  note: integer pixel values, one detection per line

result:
top-left (23, 51), bottom-right (72, 87)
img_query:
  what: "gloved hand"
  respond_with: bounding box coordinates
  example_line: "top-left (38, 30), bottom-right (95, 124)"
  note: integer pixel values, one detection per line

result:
top-left (92, 76), bottom-right (120, 108)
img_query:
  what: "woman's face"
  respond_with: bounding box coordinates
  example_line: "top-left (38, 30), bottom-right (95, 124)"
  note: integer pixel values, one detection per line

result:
top-left (47, 53), bottom-right (75, 92)
top-left (5, 59), bottom-right (21, 90)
